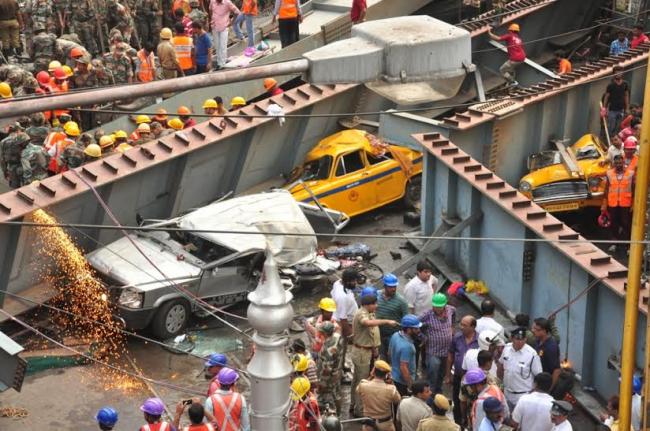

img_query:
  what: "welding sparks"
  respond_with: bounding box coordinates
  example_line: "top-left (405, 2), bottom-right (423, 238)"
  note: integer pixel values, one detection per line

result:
top-left (31, 209), bottom-right (142, 392)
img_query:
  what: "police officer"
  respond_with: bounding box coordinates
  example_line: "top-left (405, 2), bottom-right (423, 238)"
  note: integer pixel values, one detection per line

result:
top-left (316, 321), bottom-right (343, 415)
top-left (1, 124), bottom-right (30, 188)
top-left (356, 360), bottom-right (401, 430)
top-left (550, 400), bottom-right (573, 431)
top-left (497, 327), bottom-right (542, 409)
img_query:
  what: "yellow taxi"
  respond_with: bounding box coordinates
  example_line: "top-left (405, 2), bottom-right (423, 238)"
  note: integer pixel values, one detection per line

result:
top-left (518, 134), bottom-right (609, 213)
top-left (286, 129), bottom-right (423, 217)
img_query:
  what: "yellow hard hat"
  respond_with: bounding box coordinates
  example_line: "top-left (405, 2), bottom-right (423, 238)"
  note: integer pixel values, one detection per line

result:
top-left (318, 297), bottom-right (337, 312)
top-left (62, 65), bottom-right (74, 77)
top-left (99, 135), bottom-right (114, 148)
top-left (48, 60), bottom-right (62, 72)
top-left (0, 82), bottom-right (12, 99)
top-left (203, 99), bottom-right (218, 109)
top-left (114, 130), bottom-right (128, 139)
top-left (230, 96), bottom-right (246, 107)
top-left (160, 27), bottom-right (173, 40)
top-left (291, 377), bottom-right (310, 400)
top-left (168, 118), bottom-right (184, 130)
top-left (136, 114), bottom-right (151, 124)
top-left (292, 354), bottom-right (309, 372)
top-left (84, 143), bottom-right (102, 158)
top-left (116, 142), bottom-right (133, 153)
top-left (508, 23), bottom-right (520, 32)
top-left (64, 121), bottom-right (81, 137)
top-left (137, 123), bottom-right (151, 133)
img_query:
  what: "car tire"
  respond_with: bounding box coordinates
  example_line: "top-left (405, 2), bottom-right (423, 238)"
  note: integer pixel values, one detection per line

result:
top-left (404, 175), bottom-right (422, 208)
top-left (152, 298), bottom-right (190, 339)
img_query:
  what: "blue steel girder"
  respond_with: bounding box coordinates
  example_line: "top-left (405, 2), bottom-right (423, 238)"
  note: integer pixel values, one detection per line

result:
top-left (413, 132), bottom-right (643, 403)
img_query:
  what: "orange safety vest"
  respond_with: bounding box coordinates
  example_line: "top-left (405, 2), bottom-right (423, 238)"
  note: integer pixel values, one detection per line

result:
top-left (48, 79), bottom-right (70, 118)
top-left (626, 154), bottom-right (638, 172)
top-left (183, 424), bottom-right (216, 431)
top-left (278, 0), bottom-right (298, 19)
top-left (607, 168), bottom-right (634, 208)
top-left (242, 0), bottom-right (258, 15)
top-left (140, 421), bottom-right (171, 431)
top-left (137, 49), bottom-right (155, 82)
top-left (558, 58), bottom-right (572, 74)
top-left (289, 395), bottom-right (320, 431)
top-left (129, 130), bottom-right (141, 142)
top-left (172, 35), bottom-right (194, 71)
top-left (211, 392), bottom-right (243, 431)
top-left (44, 131), bottom-right (66, 173)
top-left (472, 385), bottom-right (506, 426)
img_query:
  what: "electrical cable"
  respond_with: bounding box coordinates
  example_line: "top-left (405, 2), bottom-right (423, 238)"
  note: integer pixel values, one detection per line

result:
top-left (69, 170), bottom-right (254, 340)
top-left (0, 307), bottom-right (207, 396)
top-left (4, 218), bottom-right (649, 246)
top-left (548, 276), bottom-right (605, 318)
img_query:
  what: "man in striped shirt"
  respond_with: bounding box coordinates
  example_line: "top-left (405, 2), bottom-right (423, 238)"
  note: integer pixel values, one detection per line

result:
top-left (376, 273), bottom-right (408, 360)
top-left (419, 293), bottom-right (456, 394)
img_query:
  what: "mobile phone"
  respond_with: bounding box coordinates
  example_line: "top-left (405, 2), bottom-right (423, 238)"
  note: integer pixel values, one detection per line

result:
top-left (183, 399), bottom-right (193, 406)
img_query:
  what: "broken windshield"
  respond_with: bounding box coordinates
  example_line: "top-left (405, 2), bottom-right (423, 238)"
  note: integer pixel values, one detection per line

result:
top-left (573, 145), bottom-right (601, 160)
top-left (299, 156), bottom-right (333, 181)
top-left (529, 151), bottom-right (561, 171)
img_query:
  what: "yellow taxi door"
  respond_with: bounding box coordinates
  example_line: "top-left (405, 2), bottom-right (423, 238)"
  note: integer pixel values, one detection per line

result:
top-left (365, 151), bottom-right (406, 204)
top-left (320, 150), bottom-right (376, 216)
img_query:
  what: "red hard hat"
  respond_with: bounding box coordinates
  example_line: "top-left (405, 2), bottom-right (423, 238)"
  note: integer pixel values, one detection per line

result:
top-left (53, 67), bottom-right (67, 80)
top-left (177, 106), bottom-right (191, 115)
top-left (36, 71), bottom-right (51, 85)
top-left (598, 211), bottom-right (611, 228)
top-left (624, 136), bottom-right (638, 149)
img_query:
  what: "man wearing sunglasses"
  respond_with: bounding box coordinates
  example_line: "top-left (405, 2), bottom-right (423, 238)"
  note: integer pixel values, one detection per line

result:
top-left (602, 66), bottom-right (630, 134)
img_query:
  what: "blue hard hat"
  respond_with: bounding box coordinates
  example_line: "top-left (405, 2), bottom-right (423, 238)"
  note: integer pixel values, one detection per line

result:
top-left (383, 273), bottom-right (399, 287)
top-left (360, 286), bottom-right (377, 298)
top-left (633, 375), bottom-right (643, 394)
top-left (95, 407), bottom-right (118, 426)
top-left (205, 353), bottom-right (228, 368)
top-left (400, 314), bottom-right (422, 328)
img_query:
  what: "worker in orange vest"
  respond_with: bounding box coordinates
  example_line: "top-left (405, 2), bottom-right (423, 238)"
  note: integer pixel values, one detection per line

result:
top-left (555, 50), bottom-right (572, 75)
top-left (622, 136), bottom-right (639, 172)
top-left (48, 67), bottom-right (70, 121)
top-left (43, 114), bottom-right (71, 174)
top-left (272, 0), bottom-right (302, 48)
top-left (289, 377), bottom-right (321, 431)
top-left (172, 401), bottom-right (215, 431)
top-left (178, 106), bottom-right (197, 128)
top-left (601, 154), bottom-right (635, 254)
top-left (233, 0), bottom-right (257, 48)
top-left (172, 22), bottom-right (195, 76)
top-left (139, 398), bottom-right (172, 431)
top-left (136, 43), bottom-right (157, 83)
top-left (48, 121), bottom-right (80, 173)
top-left (204, 368), bottom-right (250, 431)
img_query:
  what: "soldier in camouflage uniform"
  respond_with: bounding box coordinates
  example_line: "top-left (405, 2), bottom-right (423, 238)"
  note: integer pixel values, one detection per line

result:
top-left (31, 25), bottom-right (59, 72)
top-left (134, 0), bottom-right (159, 47)
top-left (21, 120), bottom-right (50, 185)
top-left (103, 44), bottom-right (133, 83)
top-left (0, 65), bottom-right (33, 92)
top-left (187, 0), bottom-right (207, 29)
top-left (71, 56), bottom-right (96, 88)
top-left (1, 124), bottom-right (31, 189)
top-left (20, 77), bottom-right (40, 96)
top-left (59, 136), bottom-right (85, 170)
top-left (52, 0), bottom-right (70, 35)
top-left (316, 322), bottom-right (343, 415)
top-left (70, 0), bottom-right (99, 56)
top-left (90, 59), bottom-right (116, 85)
top-left (24, 0), bottom-right (56, 55)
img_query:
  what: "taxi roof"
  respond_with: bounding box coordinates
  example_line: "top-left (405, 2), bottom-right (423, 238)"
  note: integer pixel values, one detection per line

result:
top-left (305, 129), bottom-right (373, 161)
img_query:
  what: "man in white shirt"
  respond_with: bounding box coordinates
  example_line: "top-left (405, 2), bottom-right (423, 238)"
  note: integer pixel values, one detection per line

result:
top-left (403, 260), bottom-right (437, 370)
top-left (550, 400), bottom-right (573, 431)
top-left (498, 327), bottom-right (543, 409)
top-left (462, 330), bottom-right (503, 378)
top-left (475, 300), bottom-right (505, 340)
top-left (511, 372), bottom-right (554, 431)
top-left (396, 380), bottom-right (433, 431)
top-left (330, 268), bottom-right (359, 339)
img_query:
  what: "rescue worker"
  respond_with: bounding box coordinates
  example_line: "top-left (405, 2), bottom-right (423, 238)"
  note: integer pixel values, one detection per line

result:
top-left (350, 291), bottom-right (398, 418)
top-left (230, 96), bottom-right (246, 111)
top-left (172, 22), bottom-right (194, 76)
top-left (292, 352), bottom-right (318, 390)
top-left (316, 321), bottom-right (342, 414)
top-left (272, 0), bottom-right (302, 48)
top-left (304, 297), bottom-right (340, 360)
top-left (154, 108), bottom-right (169, 124)
top-left (178, 106), bottom-right (196, 128)
top-left (36, 70), bottom-right (51, 93)
top-left (131, 115), bottom-right (152, 139)
top-left (263, 78), bottom-right (284, 96)
top-left (21, 125), bottom-right (50, 185)
top-left (99, 135), bottom-right (115, 154)
top-left (0, 123), bottom-right (30, 188)
top-left (47, 60), bottom-right (61, 73)
top-left (601, 154), bottom-right (635, 254)
top-left (151, 121), bottom-right (168, 138)
top-left (550, 400), bottom-right (573, 431)
top-left (91, 59), bottom-right (116, 86)
top-left (49, 67), bottom-right (70, 121)
top-left (462, 368), bottom-right (508, 431)
top-left (203, 99), bottom-right (219, 116)
top-left (388, 314), bottom-right (421, 396)
top-left (95, 406), bottom-right (119, 430)
top-left (139, 397), bottom-right (171, 431)
top-left (135, 42), bottom-right (157, 82)
top-left (356, 360), bottom-right (401, 430)
top-left (70, 0), bottom-right (98, 56)
top-left (168, 117), bottom-right (184, 130)
top-left (555, 50), bottom-right (572, 75)
top-left (83, 144), bottom-right (102, 162)
top-left (497, 327), bottom-right (542, 410)
top-left (204, 352), bottom-right (227, 396)
top-left (58, 123), bottom-right (86, 170)
top-left (131, 123), bottom-right (152, 145)
top-left (289, 377), bottom-right (321, 431)
top-left (116, 142), bottom-right (133, 153)
top-left (43, 116), bottom-right (69, 174)
top-left (487, 23), bottom-right (526, 86)
top-left (623, 136), bottom-right (638, 171)
top-left (158, 27), bottom-right (184, 81)
top-left (0, 81), bottom-right (12, 99)
top-left (31, 25), bottom-right (59, 72)
top-left (416, 394), bottom-right (459, 431)
top-left (204, 367), bottom-right (250, 431)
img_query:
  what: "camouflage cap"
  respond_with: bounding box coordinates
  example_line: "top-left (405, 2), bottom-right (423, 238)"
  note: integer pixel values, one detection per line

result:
top-left (91, 59), bottom-right (105, 69)
top-left (75, 54), bottom-right (91, 64)
top-left (79, 133), bottom-right (93, 142)
top-left (17, 116), bottom-right (31, 128)
top-left (318, 321), bottom-right (336, 335)
top-left (7, 71), bottom-right (22, 85)
top-left (26, 125), bottom-right (49, 141)
top-left (23, 77), bottom-right (39, 89)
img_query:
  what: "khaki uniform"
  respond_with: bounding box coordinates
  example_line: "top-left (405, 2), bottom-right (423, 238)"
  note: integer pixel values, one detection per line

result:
top-left (357, 378), bottom-right (401, 431)
top-left (157, 40), bottom-right (179, 78)
top-left (351, 307), bottom-right (381, 417)
top-left (416, 415), bottom-right (460, 431)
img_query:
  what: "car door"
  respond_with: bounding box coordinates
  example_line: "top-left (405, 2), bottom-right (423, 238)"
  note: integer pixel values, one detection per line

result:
top-left (365, 150), bottom-right (405, 204)
top-left (197, 251), bottom-right (253, 303)
top-left (320, 150), bottom-right (376, 216)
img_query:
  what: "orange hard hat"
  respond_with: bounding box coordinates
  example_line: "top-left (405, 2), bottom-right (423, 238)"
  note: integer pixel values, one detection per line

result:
top-left (177, 106), bottom-right (191, 115)
top-left (263, 78), bottom-right (277, 91)
top-left (153, 108), bottom-right (168, 121)
top-left (70, 47), bottom-right (84, 58)
top-left (508, 23), bottom-right (520, 32)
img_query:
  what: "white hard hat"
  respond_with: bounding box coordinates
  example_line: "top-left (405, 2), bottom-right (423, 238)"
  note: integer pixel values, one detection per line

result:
top-left (478, 330), bottom-right (504, 350)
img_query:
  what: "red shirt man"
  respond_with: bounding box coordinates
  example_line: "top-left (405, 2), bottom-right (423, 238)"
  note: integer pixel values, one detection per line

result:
top-left (631, 24), bottom-right (649, 49)
top-left (351, 0), bottom-right (366, 24)
top-left (499, 29), bottom-right (526, 62)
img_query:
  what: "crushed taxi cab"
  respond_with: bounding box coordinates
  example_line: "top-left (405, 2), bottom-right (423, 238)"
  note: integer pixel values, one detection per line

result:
top-left (285, 129), bottom-right (423, 217)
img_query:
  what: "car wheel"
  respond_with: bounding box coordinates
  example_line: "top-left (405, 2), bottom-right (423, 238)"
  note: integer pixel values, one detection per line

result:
top-left (152, 299), bottom-right (190, 339)
top-left (404, 175), bottom-right (422, 208)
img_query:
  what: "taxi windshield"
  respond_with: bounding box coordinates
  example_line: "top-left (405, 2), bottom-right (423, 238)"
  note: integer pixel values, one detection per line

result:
top-left (299, 156), bottom-right (333, 181)
top-left (573, 145), bottom-right (601, 160)
top-left (529, 151), bottom-right (561, 171)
